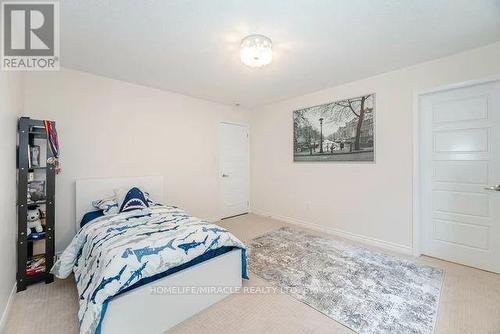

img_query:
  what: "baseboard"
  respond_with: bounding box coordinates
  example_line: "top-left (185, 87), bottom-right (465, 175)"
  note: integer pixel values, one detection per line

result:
top-left (251, 210), bottom-right (413, 256)
top-left (0, 283), bottom-right (16, 334)
top-left (206, 216), bottom-right (222, 223)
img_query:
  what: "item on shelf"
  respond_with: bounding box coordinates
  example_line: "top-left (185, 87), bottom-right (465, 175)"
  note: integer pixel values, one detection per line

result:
top-left (32, 239), bottom-right (46, 255)
top-left (27, 180), bottom-right (45, 203)
top-left (26, 255), bottom-right (45, 277)
top-left (27, 145), bottom-right (31, 169)
top-left (27, 205), bottom-right (44, 236)
top-left (28, 171), bottom-right (35, 182)
top-left (29, 145), bottom-right (40, 167)
top-left (44, 120), bottom-right (61, 174)
top-left (27, 230), bottom-right (46, 241)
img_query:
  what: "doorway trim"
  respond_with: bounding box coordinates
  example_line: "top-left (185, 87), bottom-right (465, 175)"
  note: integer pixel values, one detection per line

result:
top-left (411, 74), bottom-right (500, 257)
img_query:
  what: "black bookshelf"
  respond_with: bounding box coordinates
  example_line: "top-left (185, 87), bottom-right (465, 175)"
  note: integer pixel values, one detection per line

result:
top-left (17, 117), bottom-right (56, 291)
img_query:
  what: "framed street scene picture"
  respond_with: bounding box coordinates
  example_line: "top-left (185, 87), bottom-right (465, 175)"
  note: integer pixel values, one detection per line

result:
top-left (293, 94), bottom-right (375, 162)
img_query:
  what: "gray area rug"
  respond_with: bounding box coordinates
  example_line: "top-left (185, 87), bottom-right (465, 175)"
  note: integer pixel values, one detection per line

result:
top-left (248, 227), bottom-right (443, 334)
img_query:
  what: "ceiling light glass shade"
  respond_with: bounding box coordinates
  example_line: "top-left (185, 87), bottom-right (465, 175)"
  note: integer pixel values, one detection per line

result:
top-left (240, 34), bottom-right (273, 68)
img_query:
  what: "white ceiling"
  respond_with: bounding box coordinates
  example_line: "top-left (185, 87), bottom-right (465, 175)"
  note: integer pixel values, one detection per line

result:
top-left (61, 0), bottom-right (500, 108)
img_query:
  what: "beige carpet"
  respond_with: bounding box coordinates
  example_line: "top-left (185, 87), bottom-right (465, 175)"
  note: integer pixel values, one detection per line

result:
top-left (4, 214), bottom-right (500, 334)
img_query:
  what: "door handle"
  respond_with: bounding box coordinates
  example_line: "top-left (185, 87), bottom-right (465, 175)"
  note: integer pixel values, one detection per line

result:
top-left (222, 174), bottom-right (230, 178)
top-left (484, 185), bottom-right (500, 191)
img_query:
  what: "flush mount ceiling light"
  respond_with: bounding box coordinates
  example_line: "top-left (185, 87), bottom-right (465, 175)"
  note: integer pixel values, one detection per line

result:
top-left (240, 34), bottom-right (273, 68)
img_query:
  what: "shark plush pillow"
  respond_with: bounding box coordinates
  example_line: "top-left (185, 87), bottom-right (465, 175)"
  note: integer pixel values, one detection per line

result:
top-left (119, 187), bottom-right (150, 213)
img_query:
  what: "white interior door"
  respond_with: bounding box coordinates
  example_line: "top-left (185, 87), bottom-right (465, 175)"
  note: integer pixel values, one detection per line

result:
top-left (420, 80), bottom-right (500, 273)
top-left (219, 122), bottom-right (249, 219)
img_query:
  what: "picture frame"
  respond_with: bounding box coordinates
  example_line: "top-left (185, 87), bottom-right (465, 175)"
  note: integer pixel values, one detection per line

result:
top-left (28, 180), bottom-right (46, 203)
top-left (29, 145), bottom-right (41, 167)
top-left (293, 93), bottom-right (375, 162)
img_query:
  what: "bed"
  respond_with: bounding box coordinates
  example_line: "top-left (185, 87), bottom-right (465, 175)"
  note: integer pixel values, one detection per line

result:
top-left (52, 176), bottom-right (247, 334)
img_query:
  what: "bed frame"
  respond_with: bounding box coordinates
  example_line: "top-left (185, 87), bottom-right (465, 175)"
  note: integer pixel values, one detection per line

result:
top-left (75, 176), bottom-right (243, 334)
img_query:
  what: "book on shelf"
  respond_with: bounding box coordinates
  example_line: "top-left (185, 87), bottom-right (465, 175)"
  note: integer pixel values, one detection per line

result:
top-left (26, 254), bottom-right (45, 277)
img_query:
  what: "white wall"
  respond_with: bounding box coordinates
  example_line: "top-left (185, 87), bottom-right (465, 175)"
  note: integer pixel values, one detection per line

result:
top-left (0, 72), bottom-right (23, 326)
top-left (250, 42), bottom-right (500, 253)
top-left (23, 69), bottom-right (249, 251)
top-left (18, 41), bottom-right (500, 256)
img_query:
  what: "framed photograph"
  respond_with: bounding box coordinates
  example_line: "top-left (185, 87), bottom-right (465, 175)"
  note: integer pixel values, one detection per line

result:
top-left (29, 145), bottom-right (41, 167)
top-left (293, 94), bottom-right (375, 162)
top-left (28, 181), bottom-right (46, 203)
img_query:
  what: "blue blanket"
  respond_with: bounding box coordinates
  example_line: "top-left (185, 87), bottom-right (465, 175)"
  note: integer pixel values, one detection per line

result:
top-left (51, 206), bottom-right (247, 334)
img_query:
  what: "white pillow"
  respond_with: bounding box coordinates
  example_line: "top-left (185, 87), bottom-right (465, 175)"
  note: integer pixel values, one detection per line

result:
top-left (92, 193), bottom-right (119, 215)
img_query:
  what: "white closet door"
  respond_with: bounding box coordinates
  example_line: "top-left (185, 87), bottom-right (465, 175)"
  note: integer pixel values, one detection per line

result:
top-left (219, 123), bottom-right (249, 219)
top-left (420, 80), bottom-right (500, 273)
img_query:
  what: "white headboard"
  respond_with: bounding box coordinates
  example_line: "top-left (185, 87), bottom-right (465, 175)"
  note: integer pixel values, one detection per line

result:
top-left (75, 176), bottom-right (164, 232)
